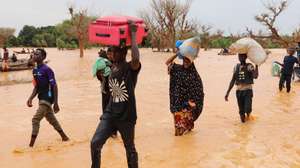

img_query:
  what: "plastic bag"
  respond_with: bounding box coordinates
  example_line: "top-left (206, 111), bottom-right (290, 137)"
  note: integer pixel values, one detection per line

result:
top-left (271, 61), bottom-right (281, 77)
top-left (179, 36), bottom-right (201, 61)
top-left (229, 38), bottom-right (268, 66)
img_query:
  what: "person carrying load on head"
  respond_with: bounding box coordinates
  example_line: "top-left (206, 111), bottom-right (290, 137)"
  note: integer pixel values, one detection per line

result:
top-left (166, 38), bottom-right (204, 136)
top-left (90, 21), bottom-right (141, 168)
top-left (225, 53), bottom-right (259, 123)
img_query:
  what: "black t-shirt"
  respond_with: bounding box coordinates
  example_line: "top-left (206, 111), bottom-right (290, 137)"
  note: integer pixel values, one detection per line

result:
top-left (101, 76), bottom-right (111, 112)
top-left (282, 55), bottom-right (299, 75)
top-left (102, 62), bottom-right (141, 122)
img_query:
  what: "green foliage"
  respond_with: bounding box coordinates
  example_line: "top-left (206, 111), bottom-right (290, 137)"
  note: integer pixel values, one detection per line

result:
top-left (5, 35), bottom-right (20, 47)
top-left (5, 15), bottom-right (95, 50)
top-left (18, 25), bottom-right (38, 46)
top-left (210, 37), bottom-right (234, 48)
top-left (56, 38), bottom-right (66, 50)
top-left (265, 40), bottom-right (281, 48)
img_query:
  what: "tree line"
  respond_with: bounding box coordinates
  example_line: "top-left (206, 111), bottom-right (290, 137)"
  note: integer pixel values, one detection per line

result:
top-left (0, 6), bottom-right (96, 57)
top-left (2, 16), bottom-right (96, 50)
top-left (0, 0), bottom-right (299, 57)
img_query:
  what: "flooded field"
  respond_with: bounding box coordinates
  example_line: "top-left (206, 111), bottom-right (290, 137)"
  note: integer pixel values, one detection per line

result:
top-left (0, 48), bottom-right (300, 168)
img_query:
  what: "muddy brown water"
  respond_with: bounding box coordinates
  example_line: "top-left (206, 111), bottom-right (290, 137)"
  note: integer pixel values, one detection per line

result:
top-left (0, 48), bottom-right (300, 168)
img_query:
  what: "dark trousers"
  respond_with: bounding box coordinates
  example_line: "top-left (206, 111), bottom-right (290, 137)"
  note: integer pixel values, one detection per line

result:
top-left (236, 89), bottom-right (253, 121)
top-left (279, 73), bottom-right (292, 93)
top-left (90, 119), bottom-right (138, 168)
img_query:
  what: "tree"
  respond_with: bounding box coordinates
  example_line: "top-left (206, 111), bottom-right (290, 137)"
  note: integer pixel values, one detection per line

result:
top-left (18, 25), bottom-right (38, 46)
top-left (199, 25), bottom-right (212, 50)
top-left (140, 0), bottom-right (199, 52)
top-left (0, 27), bottom-right (15, 47)
top-left (6, 35), bottom-right (20, 47)
top-left (292, 28), bottom-right (300, 43)
top-left (248, 0), bottom-right (298, 47)
top-left (68, 7), bottom-right (96, 57)
top-left (56, 38), bottom-right (66, 50)
top-left (32, 34), bottom-right (47, 47)
top-left (43, 33), bottom-right (56, 47)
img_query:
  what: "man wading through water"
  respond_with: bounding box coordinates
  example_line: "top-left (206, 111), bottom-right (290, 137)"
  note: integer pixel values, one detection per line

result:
top-left (27, 48), bottom-right (69, 147)
top-left (90, 21), bottom-right (141, 168)
top-left (225, 53), bottom-right (259, 123)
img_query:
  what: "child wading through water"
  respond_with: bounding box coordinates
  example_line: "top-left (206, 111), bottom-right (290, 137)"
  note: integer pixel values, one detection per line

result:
top-left (93, 47), bottom-right (117, 138)
top-left (225, 53), bottom-right (259, 123)
top-left (275, 48), bottom-right (299, 93)
top-left (27, 48), bottom-right (69, 147)
top-left (90, 21), bottom-right (141, 168)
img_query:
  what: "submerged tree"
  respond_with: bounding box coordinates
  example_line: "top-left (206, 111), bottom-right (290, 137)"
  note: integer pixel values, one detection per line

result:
top-left (68, 7), bottom-right (95, 57)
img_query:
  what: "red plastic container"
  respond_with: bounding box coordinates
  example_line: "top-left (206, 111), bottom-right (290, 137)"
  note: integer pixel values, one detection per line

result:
top-left (89, 15), bottom-right (148, 46)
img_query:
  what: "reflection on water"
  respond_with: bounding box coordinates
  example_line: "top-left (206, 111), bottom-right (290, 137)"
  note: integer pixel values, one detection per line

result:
top-left (0, 70), bottom-right (33, 86)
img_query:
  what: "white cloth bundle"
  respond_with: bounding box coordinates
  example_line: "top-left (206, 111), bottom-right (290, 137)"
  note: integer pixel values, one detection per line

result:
top-left (230, 38), bottom-right (268, 66)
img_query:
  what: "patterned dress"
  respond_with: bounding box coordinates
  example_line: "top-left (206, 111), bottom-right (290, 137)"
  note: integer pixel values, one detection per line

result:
top-left (169, 63), bottom-right (204, 136)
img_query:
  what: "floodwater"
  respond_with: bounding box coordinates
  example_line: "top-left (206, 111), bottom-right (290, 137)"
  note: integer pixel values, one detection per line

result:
top-left (0, 48), bottom-right (300, 168)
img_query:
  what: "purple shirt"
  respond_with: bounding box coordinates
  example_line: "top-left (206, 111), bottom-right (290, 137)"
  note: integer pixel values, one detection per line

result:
top-left (33, 64), bottom-right (56, 103)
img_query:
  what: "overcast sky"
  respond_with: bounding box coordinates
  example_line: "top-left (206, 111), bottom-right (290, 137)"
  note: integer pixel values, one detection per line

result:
top-left (0, 0), bottom-right (299, 35)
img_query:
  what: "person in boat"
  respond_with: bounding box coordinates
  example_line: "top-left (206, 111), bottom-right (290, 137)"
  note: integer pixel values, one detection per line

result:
top-left (225, 53), bottom-right (259, 123)
top-left (11, 53), bottom-right (18, 62)
top-left (90, 22), bottom-right (140, 168)
top-left (21, 48), bottom-right (26, 54)
top-left (166, 41), bottom-right (204, 136)
top-left (275, 48), bottom-right (299, 93)
top-left (26, 48), bottom-right (69, 147)
top-left (2, 47), bottom-right (9, 71)
top-left (218, 48), bottom-right (229, 55)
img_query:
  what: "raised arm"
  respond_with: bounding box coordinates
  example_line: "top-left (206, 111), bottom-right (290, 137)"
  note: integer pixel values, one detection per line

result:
top-left (129, 21), bottom-right (140, 70)
top-left (166, 54), bottom-right (177, 66)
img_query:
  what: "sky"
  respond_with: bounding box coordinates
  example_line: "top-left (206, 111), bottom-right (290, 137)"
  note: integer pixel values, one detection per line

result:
top-left (0, 0), bottom-right (299, 35)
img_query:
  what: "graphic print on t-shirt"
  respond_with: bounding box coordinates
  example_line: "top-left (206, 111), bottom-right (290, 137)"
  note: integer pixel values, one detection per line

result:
top-left (109, 78), bottom-right (128, 103)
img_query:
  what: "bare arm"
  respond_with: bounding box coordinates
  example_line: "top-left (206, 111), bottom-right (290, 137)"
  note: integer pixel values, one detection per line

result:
top-left (274, 61), bottom-right (283, 67)
top-left (53, 84), bottom-right (60, 113)
top-left (253, 65), bottom-right (259, 79)
top-left (129, 22), bottom-right (140, 70)
top-left (53, 85), bottom-right (58, 105)
top-left (27, 87), bottom-right (38, 107)
top-left (165, 54), bottom-right (177, 66)
top-left (225, 73), bottom-right (236, 101)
